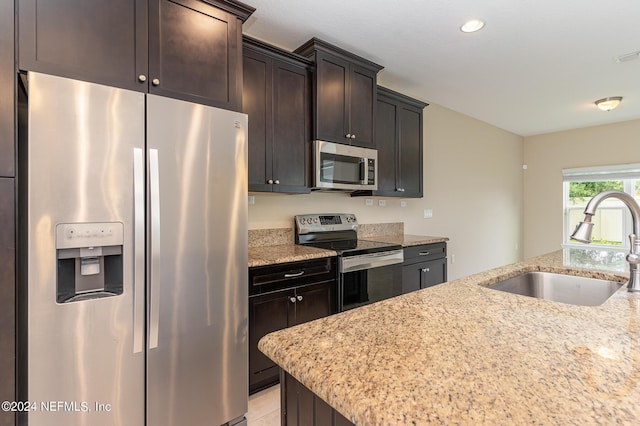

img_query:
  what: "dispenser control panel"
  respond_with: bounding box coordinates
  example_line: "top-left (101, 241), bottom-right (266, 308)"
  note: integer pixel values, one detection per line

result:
top-left (55, 222), bottom-right (125, 303)
top-left (56, 222), bottom-right (124, 249)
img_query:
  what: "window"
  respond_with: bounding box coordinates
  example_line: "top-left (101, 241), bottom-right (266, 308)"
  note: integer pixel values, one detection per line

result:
top-left (563, 163), bottom-right (640, 249)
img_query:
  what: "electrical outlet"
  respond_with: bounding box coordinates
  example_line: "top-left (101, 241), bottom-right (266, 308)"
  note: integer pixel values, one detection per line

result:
top-left (451, 254), bottom-right (456, 264)
top-left (378, 199), bottom-right (386, 207)
top-left (423, 209), bottom-right (433, 218)
top-left (400, 201), bottom-right (407, 207)
top-left (248, 195), bottom-right (255, 205)
top-left (365, 199), bottom-right (373, 206)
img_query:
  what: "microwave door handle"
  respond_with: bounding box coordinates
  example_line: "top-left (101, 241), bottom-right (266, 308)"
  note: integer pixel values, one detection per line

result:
top-left (359, 158), bottom-right (366, 184)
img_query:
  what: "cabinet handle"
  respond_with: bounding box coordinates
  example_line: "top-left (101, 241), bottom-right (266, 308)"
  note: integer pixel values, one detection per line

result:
top-left (296, 295), bottom-right (303, 302)
top-left (421, 268), bottom-right (431, 273)
top-left (418, 252), bottom-right (430, 256)
top-left (401, 188), bottom-right (405, 192)
top-left (345, 133), bottom-right (351, 139)
top-left (274, 179), bottom-right (280, 185)
top-left (351, 134), bottom-right (356, 139)
top-left (289, 297), bottom-right (297, 303)
top-left (152, 78), bottom-right (160, 86)
top-left (284, 271), bottom-right (305, 278)
top-left (267, 179), bottom-right (274, 184)
top-left (138, 74), bottom-right (147, 83)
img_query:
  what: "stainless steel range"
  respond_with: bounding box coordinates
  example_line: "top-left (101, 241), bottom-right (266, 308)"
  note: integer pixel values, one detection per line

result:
top-left (295, 214), bottom-right (404, 311)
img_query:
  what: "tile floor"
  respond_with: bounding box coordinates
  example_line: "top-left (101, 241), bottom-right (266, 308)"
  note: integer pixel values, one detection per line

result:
top-left (247, 384), bottom-right (280, 426)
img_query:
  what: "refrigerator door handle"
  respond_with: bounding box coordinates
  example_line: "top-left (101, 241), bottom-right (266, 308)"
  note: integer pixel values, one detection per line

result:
top-left (149, 148), bottom-right (161, 349)
top-left (133, 148), bottom-right (145, 353)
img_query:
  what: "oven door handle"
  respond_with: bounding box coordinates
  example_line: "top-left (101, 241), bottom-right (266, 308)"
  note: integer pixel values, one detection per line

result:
top-left (340, 250), bottom-right (404, 273)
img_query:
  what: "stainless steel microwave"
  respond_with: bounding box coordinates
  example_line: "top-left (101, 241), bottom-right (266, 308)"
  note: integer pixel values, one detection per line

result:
top-left (312, 140), bottom-right (378, 191)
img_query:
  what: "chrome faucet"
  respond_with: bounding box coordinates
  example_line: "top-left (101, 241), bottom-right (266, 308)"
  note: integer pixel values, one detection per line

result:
top-left (571, 190), bottom-right (640, 292)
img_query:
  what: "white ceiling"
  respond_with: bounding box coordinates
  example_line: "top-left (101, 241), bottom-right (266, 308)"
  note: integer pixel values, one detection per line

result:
top-left (242, 0), bottom-right (640, 137)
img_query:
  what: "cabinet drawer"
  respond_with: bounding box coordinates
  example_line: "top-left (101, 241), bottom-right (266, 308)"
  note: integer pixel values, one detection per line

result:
top-left (249, 257), bottom-right (336, 296)
top-left (404, 242), bottom-right (446, 264)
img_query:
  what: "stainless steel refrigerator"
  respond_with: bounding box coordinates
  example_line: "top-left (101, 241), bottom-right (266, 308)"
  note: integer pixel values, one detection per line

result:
top-left (19, 72), bottom-right (248, 426)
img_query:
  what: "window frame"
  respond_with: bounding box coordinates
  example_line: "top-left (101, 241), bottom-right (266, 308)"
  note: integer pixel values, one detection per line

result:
top-left (562, 163), bottom-right (640, 251)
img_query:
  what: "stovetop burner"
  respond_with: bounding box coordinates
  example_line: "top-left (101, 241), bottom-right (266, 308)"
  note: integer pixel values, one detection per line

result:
top-left (294, 214), bottom-right (402, 257)
top-left (303, 238), bottom-right (401, 256)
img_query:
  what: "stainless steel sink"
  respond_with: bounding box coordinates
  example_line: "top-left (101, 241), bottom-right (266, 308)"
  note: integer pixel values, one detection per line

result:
top-left (485, 271), bottom-right (624, 306)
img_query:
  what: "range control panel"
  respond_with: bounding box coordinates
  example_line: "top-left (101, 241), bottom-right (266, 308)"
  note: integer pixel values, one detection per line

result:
top-left (295, 214), bottom-right (357, 234)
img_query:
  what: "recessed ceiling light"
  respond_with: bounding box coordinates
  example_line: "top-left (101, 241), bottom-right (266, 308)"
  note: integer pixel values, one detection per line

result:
top-left (460, 19), bottom-right (485, 33)
top-left (595, 97), bottom-right (623, 112)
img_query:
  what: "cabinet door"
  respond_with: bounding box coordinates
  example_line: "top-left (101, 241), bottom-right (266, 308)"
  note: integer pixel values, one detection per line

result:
top-left (18, 0), bottom-right (147, 92)
top-left (0, 179), bottom-right (15, 426)
top-left (249, 289), bottom-right (295, 393)
top-left (271, 59), bottom-right (310, 193)
top-left (348, 64), bottom-right (376, 149)
top-left (401, 264), bottom-right (421, 294)
top-left (420, 258), bottom-right (447, 289)
top-left (149, 0), bottom-right (242, 110)
top-left (315, 51), bottom-right (349, 144)
top-left (375, 97), bottom-right (399, 194)
top-left (243, 49), bottom-right (273, 192)
top-left (398, 104), bottom-right (423, 197)
top-left (294, 282), bottom-right (334, 325)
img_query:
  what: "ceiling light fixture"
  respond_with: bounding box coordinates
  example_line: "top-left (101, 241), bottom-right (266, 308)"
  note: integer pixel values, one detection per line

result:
top-left (460, 19), bottom-right (485, 33)
top-left (595, 97), bottom-right (623, 112)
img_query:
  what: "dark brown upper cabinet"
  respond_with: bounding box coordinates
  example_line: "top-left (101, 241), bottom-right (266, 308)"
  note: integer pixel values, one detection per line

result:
top-left (243, 36), bottom-right (312, 194)
top-left (18, 0), bottom-right (254, 110)
top-left (294, 38), bottom-right (383, 149)
top-left (356, 86), bottom-right (427, 198)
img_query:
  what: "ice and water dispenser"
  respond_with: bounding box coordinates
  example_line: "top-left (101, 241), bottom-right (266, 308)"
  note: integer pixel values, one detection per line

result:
top-left (55, 222), bottom-right (124, 303)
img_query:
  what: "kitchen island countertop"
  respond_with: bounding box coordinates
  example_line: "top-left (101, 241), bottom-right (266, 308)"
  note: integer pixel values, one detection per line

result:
top-left (258, 249), bottom-right (640, 425)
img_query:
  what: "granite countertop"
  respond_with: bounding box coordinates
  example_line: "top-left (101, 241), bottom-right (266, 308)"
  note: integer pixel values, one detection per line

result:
top-left (248, 232), bottom-right (449, 267)
top-left (248, 244), bottom-right (337, 268)
top-left (258, 249), bottom-right (640, 425)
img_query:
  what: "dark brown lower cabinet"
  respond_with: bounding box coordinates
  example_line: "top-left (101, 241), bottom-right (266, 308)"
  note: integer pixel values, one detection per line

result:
top-left (402, 242), bottom-right (447, 294)
top-left (249, 258), bottom-right (337, 394)
top-left (282, 371), bottom-right (353, 426)
top-left (0, 178), bottom-right (15, 426)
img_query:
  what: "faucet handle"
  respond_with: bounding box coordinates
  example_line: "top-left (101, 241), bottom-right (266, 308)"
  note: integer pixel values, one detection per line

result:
top-left (630, 234), bottom-right (638, 252)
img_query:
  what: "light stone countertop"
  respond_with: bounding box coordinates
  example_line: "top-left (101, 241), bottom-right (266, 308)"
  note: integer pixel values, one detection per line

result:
top-left (258, 249), bottom-right (640, 425)
top-left (248, 244), bottom-right (337, 268)
top-left (248, 232), bottom-right (448, 267)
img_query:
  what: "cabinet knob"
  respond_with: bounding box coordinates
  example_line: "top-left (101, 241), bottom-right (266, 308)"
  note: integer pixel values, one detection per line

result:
top-left (289, 297), bottom-right (297, 303)
top-left (267, 179), bottom-right (274, 184)
top-left (138, 74), bottom-right (147, 83)
top-left (400, 188), bottom-right (405, 192)
top-left (274, 179), bottom-right (280, 185)
top-left (421, 268), bottom-right (430, 273)
top-left (296, 295), bottom-right (303, 302)
top-left (152, 78), bottom-right (160, 86)
top-left (345, 133), bottom-right (351, 139)
top-left (351, 134), bottom-right (356, 139)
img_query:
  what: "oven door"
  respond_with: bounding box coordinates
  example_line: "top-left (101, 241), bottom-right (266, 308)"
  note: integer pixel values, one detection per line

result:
top-left (339, 250), bottom-right (403, 311)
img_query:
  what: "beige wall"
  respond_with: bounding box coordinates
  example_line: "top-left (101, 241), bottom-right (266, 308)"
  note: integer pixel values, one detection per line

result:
top-left (523, 119), bottom-right (640, 258)
top-left (248, 103), bottom-right (524, 280)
